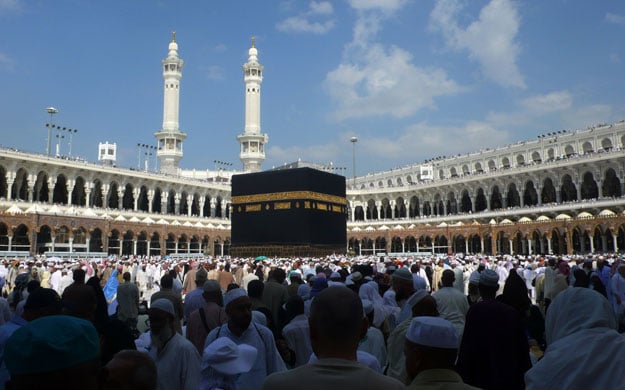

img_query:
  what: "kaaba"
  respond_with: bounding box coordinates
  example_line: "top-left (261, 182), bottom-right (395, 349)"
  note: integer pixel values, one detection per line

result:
top-left (230, 167), bottom-right (347, 257)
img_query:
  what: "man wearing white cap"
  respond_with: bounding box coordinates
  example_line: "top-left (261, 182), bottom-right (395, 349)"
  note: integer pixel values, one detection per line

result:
top-left (205, 288), bottom-right (286, 389)
top-left (201, 337), bottom-right (257, 390)
top-left (147, 298), bottom-right (201, 390)
top-left (404, 317), bottom-right (479, 389)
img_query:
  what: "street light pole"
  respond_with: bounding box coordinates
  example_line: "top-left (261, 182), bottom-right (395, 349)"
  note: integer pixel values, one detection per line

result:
top-left (350, 136), bottom-right (358, 188)
top-left (45, 107), bottom-right (58, 156)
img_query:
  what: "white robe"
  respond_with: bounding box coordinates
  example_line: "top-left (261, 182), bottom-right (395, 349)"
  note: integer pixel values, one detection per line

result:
top-left (525, 287), bottom-right (625, 389)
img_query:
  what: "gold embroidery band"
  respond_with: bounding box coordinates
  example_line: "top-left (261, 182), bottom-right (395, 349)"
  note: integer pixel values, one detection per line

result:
top-left (232, 191), bottom-right (346, 206)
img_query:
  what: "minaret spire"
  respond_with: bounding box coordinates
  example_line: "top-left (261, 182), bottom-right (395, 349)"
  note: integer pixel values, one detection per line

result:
top-left (154, 33), bottom-right (187, 174)
top-left (237, 38), bottom-right (268, 173)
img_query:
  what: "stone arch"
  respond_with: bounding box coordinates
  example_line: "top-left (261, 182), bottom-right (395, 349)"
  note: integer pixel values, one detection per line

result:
top-left (380, 198), bottom-right (392, 219)
top-left (546, 148), bottom-right (556, 161)
top-left (397, 177), bottom-right (403, 187)
top-left (202, 195), bottom-right (211, 217)
top-left (490, 185), bottom-right (503, 210)
top-left (409, 196), bottom-right (419, 218)
top-left (215, 196), bottom-right (224, 218)
top-left (137, 231), bottom-right (148, 256)
top-left (122, 184), bottom-right (134, 210)
top-left (460, 190), bottom-right (472, 213)
top-left (475, 188), bottom-right (487, 212)
top-left (89, 228), bottom-right (103, 252)
top-left (167, 190), bottom-right (176, 214)
top-left (122, 230), bottom-right (134, 255)
top-left (433, 194), bottom-right (444, 216)
top-left (564, 144), bottom-right (575, 157)
top-left (0, 222), bottom-right (8, 250)
top-left (488, 159), bottom-right (497, 171)
top-left (474, 162), bottom-right (483, 173)
top-left (450, 167), bottom-right (458, 177)
top-left (391, 236), bottom-right (403, 252)
top-left (387, 179), bottom-right (393, 187)
top-left (150, 232), bottom-right (161, 256)
top-left (108, 229), bottom-right (121, 255)
top-left (453, 234), bottom-right (466, 253)
top-left (418, 235), bottom-right (432, 252)
top-left (462, 165), bottom-right (470, 175)
top-left (405, 236), bottom-right (417, 252)
top-left (152, 188), bottom-right (162, 213)
top-left (434, 235), bottom-right (448, 254)
top-left (523, 180), bottom-right (538, 206)
top-left (180, 191), bottom-right (189, 216)
top-left (137, 186), bottom-right (149, 212)
top-left (501, 157), bottom-right (510, 169)
top-left (71, 176), bottom-right (87, 206)
top-left (375, 236), bottom-right (387, 254)
top-left (12, 168), bottom-right (30, 201)
top-left (361, 237), bottom-right (373, 255)
top-left (468, 234), bottom-right (481, 254)
top-left (516, 154), bottom-right (525, 166)
top-left (447, 192), bottom-right (458, 215)
top-left (91, 179), bottom-right (104, 208)
top-left (422, 201), bottom-right (432, 216)
top-left (602, 168), bottom-right (622, 197)
top-left (601, 137), bottom-right (613, 151)
top-left (354, 205), bottom-right (365, 221)
top-left (582, 141), bottom-right (593, 154)
top-left (395, 196), bottom-right (406, 218)
top-left (191, 193), bottom-right (201, 216)
top-left (36, 225), bottom-right (52, 254)
top-left (560, 174), bottom-right (578, 202)
top-left (0, 165), bottom-right (7, 198)
top-left (507, 183), bottom-right (520, 208)
top-left (34, 171), bottom-right (49, 203)
top-left (108, 182), bottom-right (120, 209)
top-left (12, 224), bottom-right (30, 252)
top-left (541, 177), bottom-right (557, 204)
top-left (580, 171), bottom-right (599, 200)
top-left (53, 174), bottom-right (69, 205)
top-left (531, 151), bottom-right (541, 163)
top-left (367, 199), bottom-right (378, 220)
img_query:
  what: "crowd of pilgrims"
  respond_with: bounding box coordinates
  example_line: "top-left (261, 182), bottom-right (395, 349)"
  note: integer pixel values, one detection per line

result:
top-left (0, 252), bottom-right (624, 389)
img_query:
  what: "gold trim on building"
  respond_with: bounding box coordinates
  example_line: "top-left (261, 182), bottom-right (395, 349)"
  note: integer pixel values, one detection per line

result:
top-left (232, 191), bottom-right (346, 206)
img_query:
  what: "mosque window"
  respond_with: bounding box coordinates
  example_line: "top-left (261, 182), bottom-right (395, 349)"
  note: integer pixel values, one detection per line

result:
top-left (252, 69), bottom-right (257, 76)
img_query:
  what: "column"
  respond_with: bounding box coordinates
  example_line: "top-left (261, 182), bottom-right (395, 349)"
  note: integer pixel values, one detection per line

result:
top-left (148, 190), bottom-right (154, 213)
top-left (465, 240), bottom-right (469, 254)
top-left (7, 236), bottom-right (12, 251)
top-left (199, 197), bottom-right (206, 217)
top-left (613, 231), bottom-right (618, 252)
top-left (161, 192), bottom-right (168, 214)
top-left (48, 179), bottom-right (55, 203)
top-left (187, 194), bottom-right (192, 217)
top-left (69, 237), bottom-right (74, 254)
top-left (147, 240), bottom-right (151, 256)
top-left (174, 194), bottom-right (181, 215)
top-left (28, 184), bottom-right (35, 202)
top-left (133, 189), bottom-right (140, 211)
top-left (210, 198), bottom-right (216, 217)
top-left (84, 187), bottom-right (92, 207)
top-left (101, 186), bottom-right (109, 208)
top-left (536, 185), bottom-right (543, 206)
top-left (351, 206), bottom-right (356, 222)
top-left (547, 238), bottom-right (552, 254)
top-left (509, 239), bottom-right (513, 254)
top-left (375, 202), bottom-right (382, 220)
top-left (527, 239), bottom-right (532, 255)
top-left (419, 203), bottom-right (424, 216)
top-left (174, 240), bottom-right (179, 254)
top-left (601, 234), bottom-right (608, 252)
top-left (390, 200), bottom-right (396, 219)
top-left (6, 180), bottom-right (14, 200)
top-left (220, 243), bottom-right (224, 256)
top-left (118, 189), bottom-right (124, 210)
top-left (480, 238), bottom-right (484, 253)
top-left (66, 180), bottom-right (73, 206)
top-left (133, 240), bottom-right (137, 255)
top-left (51, 236), bottom-right (56, 252)
top-left (401, 240), bottom-right (405, 253)
top-left (485, 192), bottom-right (491, 210)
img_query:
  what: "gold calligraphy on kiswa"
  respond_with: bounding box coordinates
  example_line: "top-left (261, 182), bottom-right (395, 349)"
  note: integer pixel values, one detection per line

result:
top-left (232, 191), bottom-right (346, 206)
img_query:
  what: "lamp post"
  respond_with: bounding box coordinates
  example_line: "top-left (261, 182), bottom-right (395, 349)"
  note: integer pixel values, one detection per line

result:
top-left (67, 129), bottom-right (78, 157)
top-left (45, 107), bottom-right (58, 156)
top-left (350, 136), bottom-right (358, 188)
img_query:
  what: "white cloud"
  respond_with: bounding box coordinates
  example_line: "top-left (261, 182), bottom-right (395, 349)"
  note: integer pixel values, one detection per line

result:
top-left (429, 0), bottom-right (525, 89)
top-left (562, 104), bottom-right (614, 129)
top-left (360, 121), bottom-right (511, 161)
top-left (205, 65), bottom-right (224, 81)
top-left (348, 0), bottom-right (407, 13)
top-left (325, 0), bottom-right (461, 120)
top-left (606, 13), bottom-right (625, 26)
top-left (0, 52), bottom-right (14, 71)
top-left (325, 44), bottom-right (461, 120)
top-left (309, 1), bottom-right (333, 15)
top-left (0, 0), bottom-right (19, 12)
top-left (520, 91), bottom-right (572, 115)
top-left (276, 1), bottom-right (335, 34)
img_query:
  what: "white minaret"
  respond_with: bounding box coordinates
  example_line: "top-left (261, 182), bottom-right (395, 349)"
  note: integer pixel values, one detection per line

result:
top-left (155, 32), bottom-right (187, 174)
top-left (237, 37), bottom-right (268, 173)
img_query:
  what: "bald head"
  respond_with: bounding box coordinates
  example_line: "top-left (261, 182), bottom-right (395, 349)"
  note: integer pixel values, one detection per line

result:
top-left (309, 287), bottom-right (366, 358)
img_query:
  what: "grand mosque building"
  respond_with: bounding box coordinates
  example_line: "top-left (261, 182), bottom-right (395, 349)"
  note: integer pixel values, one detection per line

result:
top-left (1, 36), bottom-right (625, 258)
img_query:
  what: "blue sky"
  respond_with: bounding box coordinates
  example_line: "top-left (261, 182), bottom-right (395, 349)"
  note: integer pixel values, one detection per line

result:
top-left (1, 0), bottom-right (624, 176)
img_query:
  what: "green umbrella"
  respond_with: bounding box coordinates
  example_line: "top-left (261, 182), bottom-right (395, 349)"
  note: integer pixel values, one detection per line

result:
top-left (255, 255), bottom-right (267, 262)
